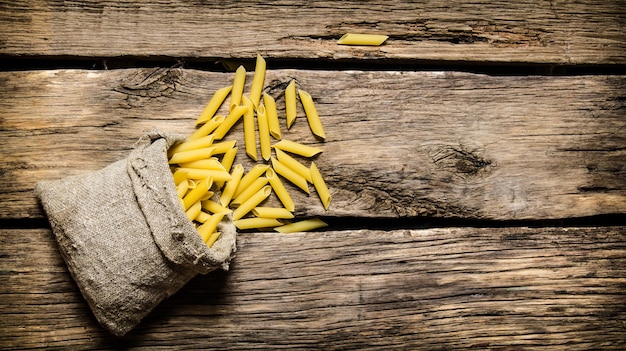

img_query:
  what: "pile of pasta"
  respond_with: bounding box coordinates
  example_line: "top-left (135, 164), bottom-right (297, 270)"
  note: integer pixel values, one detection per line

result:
top-left (169, 55), bottom-right (331, 247)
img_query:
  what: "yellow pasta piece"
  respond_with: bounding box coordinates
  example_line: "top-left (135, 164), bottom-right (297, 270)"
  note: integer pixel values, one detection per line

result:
top-left (275, 148), bottom-right (312, 183)
top-left (271, 157), bottom-right (309, 194)
top-left (220, 164), bottom-right (244, 207)
top-left (263, 93), bottom-right (281, 140)
top-left (232, 185), bottom-right (272, 221)
top-left (210, 140), bottom-right (237, 155)
top-left (206, 232), bottom-right (221, 248)
top-left (249, 54), bottom-right (266, 108)
top-left (242, 96), bottom-right (258, 161)
top-left (285, 79), bottom-right (297, 129)
top-left (199, 191), bottom-right (215, 201)
top-left (234, 164), bottom-right (270, 198)
top-left (337, 33), bottom-right (389, 46)
top-left (176, 180), bottom-right (189, 199)
top-left (298, 89), bottom-right (326, 140)
top-left (195, 85), bottom-right (233, 126)
top-left (251, 207), bottom-right (294, 219)
top-left (185, 199), bottom-right (202, 221)
top-left (189, 115), bottom-right (225, 141)
top-left (310, 162), bottom-right (331, 210)
top-left (234, 217), bottom-right (283, 230)
top-left (179, 158), bottom-right (226, 171)
top-left (272, 139), bottom-right (322, 157)
top-left (266, 168), bottom-right (295, 212)
top-left (220, 146), bottom-right (238, 173)
top-left (231, 177), bottom-right (268, 206)
top-left (213, 106), bottom-right (248, 140)
top-left (275, 218), bottom-right (328, 233)
top-left (176, 168), bottom-right (232, 182)
top-left (201, 199), bottom-right (231, 215)
top-left (182, 177), bottom-right (212, 211)
top-left (230, 65), bottom-right (246, 111)
top-left (198, 212), bottom-right (226, 242)
top-left (256, 104), bottom-right (272, 161)
top-left (172, 169), bottom-right (189, 185)
top-left (168, 135), bottom-right (215, 156)
top-left (168, 147), bottom-right (215, 165)
top-left (195, 211), bottom-right (212, 223)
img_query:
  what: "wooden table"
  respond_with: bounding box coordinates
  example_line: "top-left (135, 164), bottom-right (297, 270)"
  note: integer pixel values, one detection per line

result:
top-left (1, 1), bottom-right (625, 349)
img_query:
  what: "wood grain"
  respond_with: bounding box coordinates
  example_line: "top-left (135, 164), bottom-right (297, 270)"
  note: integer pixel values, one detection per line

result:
top-left (0, 0), bottom-right (624, 65)
top-left (1, 226), bottom-right (624, 350)
top-left (1, 69), bottom-right (624, 220)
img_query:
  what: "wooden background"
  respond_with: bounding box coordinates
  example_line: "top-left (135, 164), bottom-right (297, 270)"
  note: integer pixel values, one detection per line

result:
top-left (1, 0), bottom-right (625, 349)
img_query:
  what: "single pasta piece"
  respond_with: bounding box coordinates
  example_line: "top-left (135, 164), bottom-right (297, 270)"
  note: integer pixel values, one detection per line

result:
top-left (172, 169), bottom-right (189, 185)
top-left (257, 105), bottom-right (272, 161)
top-left (176, 168), bottom-right (232, 182)
top-left (179, 158), bottom-right (226, 171)
top-left (213, 106), bottom-right (248, 140)
top-left (185, 200), bottom-right (202, 221)
top-left (266, 168), bottom-right (295, 212)
top-left (168, 147), bottom-right (215, 164)
top-left (182, 176), bottom-right (212, 211)
top-left (199, 191), bottom-right (214, 201)
top-left (231, 177), bottom-right (268, 206)
top-left (220, 164), bottom-right (244, 207)
top-left (249, 54), bottom-right (266, 108)
top-left (198, 212), bottom-right (226, 242)
top-left (176, 180), bottom-right (189, 199)
top-left (275, 148), bottom-right (313, 183)
top-left (168, 135), bottom-right (215, 156)
top-left (298, 89), bottom-right (326, 140)
top-left (234, 217), bottom-right (283, 230)
top-left (285, 79), bottom-right (297, 129)
top-left (242, 96), bottom-right (258, 161)
top-left (310, 162), bottom-right (331, 210)
top-left (273, 139), bottom-right (322, 157)
top-left (195, 211), bottom-right (212, 223)
top-left (206, 232), bottom-right (221, 248)
top-left (263, 93), bottom-right (281, 140)
top-left (252, 207), bottom-right (294, 219)
top-left (220, 146), bottom-right (238, 173)
top-left (337, 33), bottom-right (389, 46)
top-left (232, 185), bottom-right (272, 221)
top-left (210, 140), bottom-right (237, 155)
top-left (189, 115), bottom-right (226, 141)
top-left (201, 199), bottom-right (231, 214)
top-left (234, 164), bottom-right (270, 198)
top-left (271, 157), bottom-right (309, 194)
top-left (195, 85), bottom-right (233, 126)
top-left (275, 218), bottom-right (328, 233)
top-left (230, 65), bottom-right (246, 111)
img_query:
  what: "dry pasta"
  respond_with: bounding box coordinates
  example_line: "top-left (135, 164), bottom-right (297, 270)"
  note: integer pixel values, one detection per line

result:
top-left (189, 115), bottom-right (225, 141)
top-left (220, 164), bottom-right (244, 207)
top-left (182, 177), bottom-right (212, 211)
top-left (205, 232), bottom-right (222, 247)
top-left (201, 199), bottom-right (231, 214)
top-left (271, 157), bottom-right (309, 194)
top-left (285, 79), bottom-right (297, 129)
top-left (298, 89), bottom-right (326, 140)
top-left (195, 85), bottom-right (232, 126)
top-left (256, 105), bottom-right (272, 161)
top-left (210, 140), bottom-right (238, 155)
top-left (213, 106), bottom-right (248, 140)
top-left (179, 158), bottom-right (226, 171)
top-left (251, 207), bottom-right (294, 219)
top-left (172, 169), bottom-right (189, 185)
top-left (176, 168), bottom-right (232, 182)
top-left (337, 33), bottom-right (389, 46)
top-left (275, 218), bottom-right (328, 233)
top-left (234, 217), bottom-right (283, 230)
top-left (249, 54), bottom-right (266, 108)
top-left (234, 164), bottom-right (269, 199)
top-left (310, 162), bottom-right (332, 210)
top-left (275, 148), bottom-right (313, 183)
top-left (242, 96), bottom-right (258, 161)
top-left (168, 147), bottom-right (215, 164)
top-left (168, 135), bottom-right (215, 156)
top-left (231, 176), bottom-right (268, 206)
top-left (230, 65), bottom-right (246, 111)
top-left (263, 93), bottom-right (281, 140)
top-left (232, 185), bottom-right (272, 220)
top-left (185, 200), bottom-right (202, 221)
top-left (266, 168), bottom-right (295, 212)
top-left (273, 139), bottom-right (322, 157)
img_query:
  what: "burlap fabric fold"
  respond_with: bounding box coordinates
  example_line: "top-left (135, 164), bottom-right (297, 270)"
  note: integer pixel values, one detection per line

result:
top-left (35, 131), bottom-right (237, 336)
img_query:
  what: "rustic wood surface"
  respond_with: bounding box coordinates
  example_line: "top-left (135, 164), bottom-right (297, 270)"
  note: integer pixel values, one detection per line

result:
top-left (1, 69), bottom-right (624, 220)
top-left (0, 0), bottom-right (624, 65)
top-left (1, 226), bottom-right (625, 350)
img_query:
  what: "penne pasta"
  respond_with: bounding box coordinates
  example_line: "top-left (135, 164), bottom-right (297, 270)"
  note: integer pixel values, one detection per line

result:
top-left (172, 169), bottom-right (189, 185)
top-left (176, 168), bottom-right (232, 182)
top-left (251, 207), bottom-right (294, 219)
top-left (274, 218), bottom-right (328, 233)
top-left (168, 135), bottom-right (215, 157)
top-left (285, 79), bottom-right (297, 129)
top-left (310, 162), bottom-right (332, 210)
top-left (232, 185), bottom-right (272, 220)
top-left (242, 96), bottom-right (258, 161)
top-left (176, 180), bottom-right (189, 199)
top-left (298, 89), bottom-right (326, 140)
top-left (210, 140), bottom-right (238, 155)
top-left (234, 164), bottom-right (269, 198)
top-left (249, 54), bottom-right (266, 108)
top-left (337, 33), bottom-right (389, 46)
top-left (220, 164), bottom-right (244, 207)
top-left (256, 104), bottom-right (272, 161)
top-left (189, 115), bottom-right (225, 141)
top-left (272, 139), bottom-right (322, 157)
top-left (234, 217), bottom-right (283, 230)
top-left (179, 158), bottom-right (226, 171)
top-left (220, 146), bottom-right (238, 173)
top-left (230, 65), bottom-right (246, 111)
top-left (185, 199), bottom-right (202, 221)
top-left (263, 93), bottom-right (281, 140)
top-left (182, 177), bottom-right (212, 211)
top-left (198, 212), bottom-right (226, 242)
top-left (201, 199), bottom-right (231, 215)
top-left (199, 191), bottom-right (215, 201)
top-left (271, 157), bottom-right (309, 194)
top-left (275, 148), bottom-right (313, 183)
top-left (168, 147), bottom-right (215, 165)
top-left (231, 177), bottom-right (268, 206)
top-left (195, 211), bottom-right (212, 223)
top-left (195, 85), bottom-right (232, 126)
top-left (266, 168), bottom-right (295, 212)
top-left (213, 106), bottom-right (248, 140)
top-left (206, 232), bottom-right (221, 248)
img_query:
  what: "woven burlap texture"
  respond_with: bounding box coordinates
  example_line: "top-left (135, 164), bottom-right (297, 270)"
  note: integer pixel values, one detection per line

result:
top-left (35, 131), bottom-right (237, 336)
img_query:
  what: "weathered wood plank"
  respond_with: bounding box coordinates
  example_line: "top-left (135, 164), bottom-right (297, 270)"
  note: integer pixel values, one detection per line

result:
top-left (1, 227), bottom-right (625, 349)
top-left (0, 0), bottom-right (624, 65)
top-left (1, 69), bottom-right (624, 220)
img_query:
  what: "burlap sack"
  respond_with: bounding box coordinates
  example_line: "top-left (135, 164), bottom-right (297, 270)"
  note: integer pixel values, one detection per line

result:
top-left (35, 131), bottom-right (237, 336)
